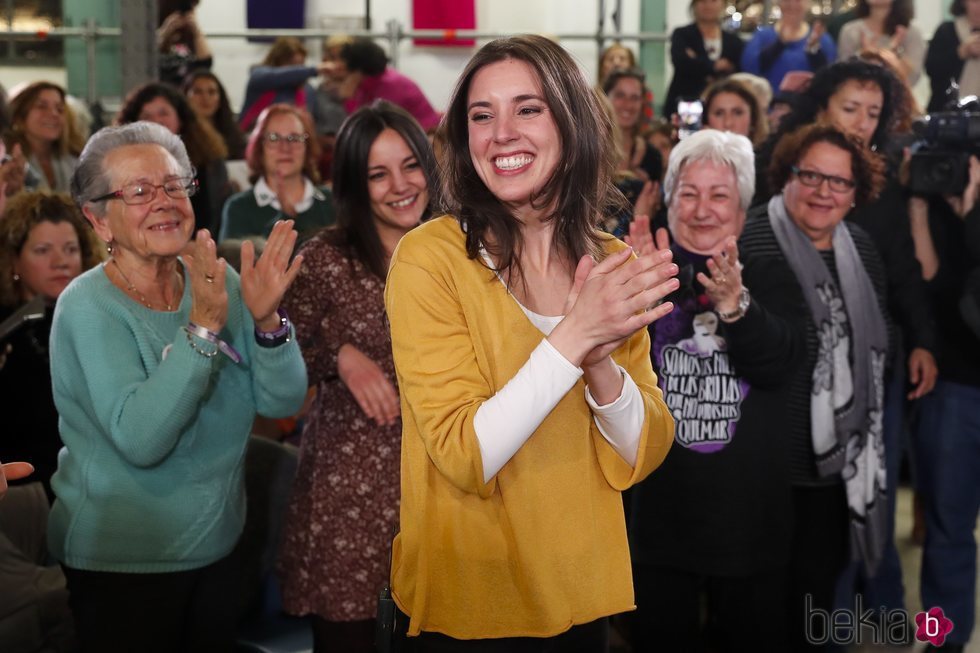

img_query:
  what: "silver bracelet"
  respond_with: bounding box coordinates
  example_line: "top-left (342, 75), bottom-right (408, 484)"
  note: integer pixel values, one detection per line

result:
top-left (717, 287), bottom-right (751, 323)
top-left (184, 323), bottom-right (242, 363)
top-left (185, 329), bottom-right (219, 358)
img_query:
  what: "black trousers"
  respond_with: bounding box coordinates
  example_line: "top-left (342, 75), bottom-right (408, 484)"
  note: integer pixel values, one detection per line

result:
top-left (628, 562), bottom-right (788, 653)
top-left (62, 551), bottom-right (241, 653)
top-left (393, 608), bottom-right (609, 653)
top-left (787, 483), bottom-right (850, 652)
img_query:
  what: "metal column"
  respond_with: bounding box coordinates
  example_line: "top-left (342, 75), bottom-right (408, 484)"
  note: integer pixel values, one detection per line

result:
top-left (119, 0), bottom-right (158, 95)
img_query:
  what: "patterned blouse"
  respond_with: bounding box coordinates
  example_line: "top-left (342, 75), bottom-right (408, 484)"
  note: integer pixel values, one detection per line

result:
top-left (277, 232), bottom-right (401, 621)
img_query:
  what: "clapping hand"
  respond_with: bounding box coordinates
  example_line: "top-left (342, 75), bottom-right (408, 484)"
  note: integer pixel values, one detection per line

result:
top-left (631, 182), bottom-right (660, 225)
top-left (697, 236), bottom-right (744, 316)
top-left (241, 219), bottom-right (304, 332)
top-left (553, 244), bottom-right (678, 368)
top-left (184, 228), bottom-right (228, 332)
top-left (624, 214), bottom-right (670, 259)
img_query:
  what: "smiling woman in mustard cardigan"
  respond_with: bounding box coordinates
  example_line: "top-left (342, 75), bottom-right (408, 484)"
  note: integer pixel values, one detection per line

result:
top-left (384, 35), bottom-right (677, 651)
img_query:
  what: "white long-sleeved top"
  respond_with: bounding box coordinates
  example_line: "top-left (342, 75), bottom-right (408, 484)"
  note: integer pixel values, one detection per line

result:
top-left (472, 296), bottom-right (645, 482)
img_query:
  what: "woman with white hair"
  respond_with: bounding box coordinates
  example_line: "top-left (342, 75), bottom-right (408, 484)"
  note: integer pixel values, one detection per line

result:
top-left (628, 128), bottom-right (804, 652)
top-left (48, 121), bottom-right (308, 652)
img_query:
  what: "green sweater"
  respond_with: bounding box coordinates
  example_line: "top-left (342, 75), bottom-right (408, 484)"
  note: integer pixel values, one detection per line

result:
top-left (219, 184), bottom-right (335, 244)
top-left (47, 262), bottom-right (307, 573)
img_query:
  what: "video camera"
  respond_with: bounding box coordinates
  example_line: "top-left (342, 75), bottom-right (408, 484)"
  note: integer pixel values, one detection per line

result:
top-left (909, 107), bottom-right (980, 196)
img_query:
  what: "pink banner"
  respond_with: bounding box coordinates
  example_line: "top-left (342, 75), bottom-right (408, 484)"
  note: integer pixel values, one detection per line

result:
top-left (413, 0), bottom-right (475, 47)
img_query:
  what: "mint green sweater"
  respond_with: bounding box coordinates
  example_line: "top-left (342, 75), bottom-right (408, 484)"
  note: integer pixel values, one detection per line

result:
top-left (47, 262), bottom-right (307, 573)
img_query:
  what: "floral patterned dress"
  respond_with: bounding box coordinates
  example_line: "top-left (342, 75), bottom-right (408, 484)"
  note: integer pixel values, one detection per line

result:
top-left (277, 233), bottom-right (401, 621)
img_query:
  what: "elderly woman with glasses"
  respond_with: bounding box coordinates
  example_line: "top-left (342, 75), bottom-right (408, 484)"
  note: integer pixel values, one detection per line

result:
top-left (220, 104), bottom-right (334, 245)
top-left (721, 123), bottom-right (889, 649)
top-left (47, 121), bottom-right (307, 652)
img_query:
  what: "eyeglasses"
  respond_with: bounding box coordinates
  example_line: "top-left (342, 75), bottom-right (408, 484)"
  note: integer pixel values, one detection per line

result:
top-left (90, 177), bottom-right (199, 205)
top-left (791, 166), bottom-right (856, 193)
top-left (264, 132), bottom-right (309, 146)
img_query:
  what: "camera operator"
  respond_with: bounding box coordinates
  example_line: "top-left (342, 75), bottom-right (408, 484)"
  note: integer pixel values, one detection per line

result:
top-left (908, 153), bottom-right (980, 653)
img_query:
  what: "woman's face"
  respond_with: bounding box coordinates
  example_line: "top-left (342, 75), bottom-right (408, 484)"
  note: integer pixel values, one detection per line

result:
top-left (668, 158), bottom-right (745, 255)
top-left (466, 58), bottom-right (561, 221)
top-left (782, 141), bottom-right (856, 249)
top-left (778, 0), bottom-right (811, 24)
top-left (23, 89), bottom-right (66, 146)
top-left (138, 96), bottom-right (182, 135)
top-left (367, 128), bottom-right (428, 238)
top-left (705, 92), bottom-right (753, 139)
top-left (693, 0), bottom-right (725, 23)
top-left (817, 79), bottom-right (883, 147)
top-left (608, 77), bottom-right (644, 131)
top-left (13, 220), bottom-right (82, 302)
top-left (86, 144), bottom-right (195, 262)
top-left (186, 77), bottom-right (221, 120)
top-left (600, 47), bottom-right (633, 81)
top-left (261, 112), bottom-right (308, 181)
top-left (967, 0), bottom-right (980, 26)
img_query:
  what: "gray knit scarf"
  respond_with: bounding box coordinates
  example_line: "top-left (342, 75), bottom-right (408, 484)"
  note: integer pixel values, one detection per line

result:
top-left (768, 195), bottom-right (888, 574)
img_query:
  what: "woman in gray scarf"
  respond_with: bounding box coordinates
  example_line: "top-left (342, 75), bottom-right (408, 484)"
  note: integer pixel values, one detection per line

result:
top-left (704, 123), bottom-right (889, 650)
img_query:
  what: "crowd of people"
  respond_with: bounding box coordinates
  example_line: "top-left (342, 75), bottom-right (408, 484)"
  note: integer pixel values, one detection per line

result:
top-left (0, 0), bottom-right (978, 652)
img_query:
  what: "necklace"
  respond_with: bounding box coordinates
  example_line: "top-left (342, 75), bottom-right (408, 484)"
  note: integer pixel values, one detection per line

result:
top-left (109, 258), bottom-right (180, 311)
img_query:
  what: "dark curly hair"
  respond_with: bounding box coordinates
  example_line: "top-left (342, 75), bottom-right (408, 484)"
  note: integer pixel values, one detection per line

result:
top-left (770, 123), bottom-right (885, 208)
top-left (771, 60), bottom-right (898, 151)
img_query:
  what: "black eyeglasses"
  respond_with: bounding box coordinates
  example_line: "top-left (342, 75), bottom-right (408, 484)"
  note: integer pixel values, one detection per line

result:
top-left (90, 177), bottom-right (199, 205)
top-left (791, 166), bottom-right (856, 193)
top-left (263, 132), bottom-right (309, 146)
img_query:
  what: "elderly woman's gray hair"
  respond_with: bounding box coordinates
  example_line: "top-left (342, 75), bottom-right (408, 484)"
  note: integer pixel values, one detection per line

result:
top-left (663, 130), bottom-right (755, 210)
top-left (70, 121), bottom-right (195, 214)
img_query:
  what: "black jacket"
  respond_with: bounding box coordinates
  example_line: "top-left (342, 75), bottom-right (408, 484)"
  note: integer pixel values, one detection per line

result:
top-left (663, 23), bottom-right (744, 118)
top-left (925, 21), bottom-right (963, 112)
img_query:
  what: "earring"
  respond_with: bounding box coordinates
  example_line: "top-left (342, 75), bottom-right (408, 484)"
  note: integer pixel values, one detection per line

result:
top-left (12, 273), bottom-right (19, 282)
top-left (105, 240), bottom-right (113, 254)
top-left (851, 202), bottom-right (856, 208)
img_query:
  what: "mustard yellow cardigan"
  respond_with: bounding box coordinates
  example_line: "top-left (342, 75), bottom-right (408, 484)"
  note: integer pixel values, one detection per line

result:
top-left (384, 216), bottom-right (674, 639)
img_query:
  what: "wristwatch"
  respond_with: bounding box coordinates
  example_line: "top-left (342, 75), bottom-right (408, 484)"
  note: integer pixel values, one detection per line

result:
top-left (717, 287), bottom-right (750, 323)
